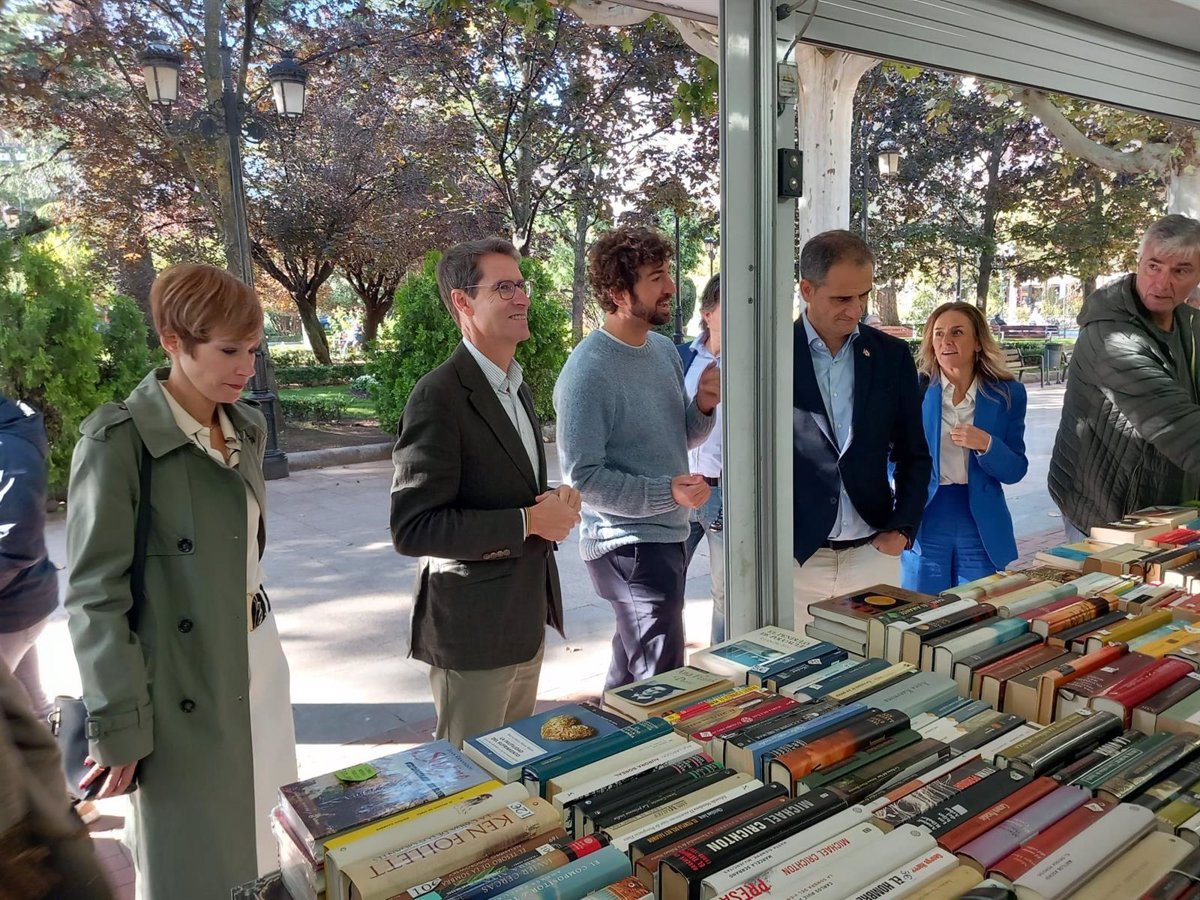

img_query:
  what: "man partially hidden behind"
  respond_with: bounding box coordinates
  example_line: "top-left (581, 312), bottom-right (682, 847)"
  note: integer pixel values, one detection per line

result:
top-left (792, 230), bottom-right (932, 625)
top-left (1050, 214), bottom-right (1200, 538)
top-left (390, 237), bottom-right (581, 748)
top-left (555, 225), bottom-right (719, 692)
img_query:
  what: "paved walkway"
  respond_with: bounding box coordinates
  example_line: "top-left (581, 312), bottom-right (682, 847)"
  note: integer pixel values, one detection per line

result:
top-left (37, 382), bottom-right (1069, 895)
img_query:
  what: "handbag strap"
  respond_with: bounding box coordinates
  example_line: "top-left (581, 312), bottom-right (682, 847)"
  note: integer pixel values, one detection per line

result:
top-left (131, 443), bottom-right (152, 608)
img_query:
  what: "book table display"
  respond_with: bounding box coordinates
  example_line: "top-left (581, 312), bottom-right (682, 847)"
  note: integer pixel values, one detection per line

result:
top-left (235, 505), bottom-right (1200, 900)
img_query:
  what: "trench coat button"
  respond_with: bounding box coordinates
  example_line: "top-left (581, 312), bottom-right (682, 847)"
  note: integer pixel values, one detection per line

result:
top-left (180, 699), bottom-right (196, 713)
top-left (177, 618), bottom-right (193, 634)
top-left (178, 538), bottom-right (193, 553)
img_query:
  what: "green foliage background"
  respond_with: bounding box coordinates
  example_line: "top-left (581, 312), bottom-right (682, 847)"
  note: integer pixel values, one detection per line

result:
top-left (0, 242), bottom-right (157, 491)
top-left (368, 253), bottom-right (569, 432)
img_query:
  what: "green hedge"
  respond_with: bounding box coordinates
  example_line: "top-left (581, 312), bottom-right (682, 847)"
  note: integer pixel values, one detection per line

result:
top-left (278, 394), bottom-right (350, 421)
top-left (269, 347), bottom-right (320, 367)
top-left (274, 362), bottom-right (367, 386)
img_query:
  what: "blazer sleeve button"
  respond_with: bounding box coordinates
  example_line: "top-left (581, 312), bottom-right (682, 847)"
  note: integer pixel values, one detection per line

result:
top-left (180, 699), bottom-right (196, 713)
top-left (177, 618), bottom-right (193, 633)
top-left (178, 538), bottom-right (194, 553)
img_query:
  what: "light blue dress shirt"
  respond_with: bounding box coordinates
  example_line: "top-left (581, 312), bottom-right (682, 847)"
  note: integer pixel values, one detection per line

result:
top-left (801, 314), bottom-right (873, 541)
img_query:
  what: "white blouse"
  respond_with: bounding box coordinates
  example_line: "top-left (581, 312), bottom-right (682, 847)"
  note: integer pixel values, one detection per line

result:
top-left (939, 373), bottom-right (978, 485)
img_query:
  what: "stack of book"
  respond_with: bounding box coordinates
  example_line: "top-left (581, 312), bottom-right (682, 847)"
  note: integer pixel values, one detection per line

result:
top-left (801, 585), bottom-right (931, 656)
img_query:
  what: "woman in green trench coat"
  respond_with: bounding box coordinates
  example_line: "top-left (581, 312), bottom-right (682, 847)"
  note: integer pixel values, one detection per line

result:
top-left (64, 264), bottom-right (298, 899)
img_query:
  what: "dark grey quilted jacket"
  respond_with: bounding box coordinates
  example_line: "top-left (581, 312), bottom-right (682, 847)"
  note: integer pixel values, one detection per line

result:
top-left (1048, 274), bottom-right (1200, 532)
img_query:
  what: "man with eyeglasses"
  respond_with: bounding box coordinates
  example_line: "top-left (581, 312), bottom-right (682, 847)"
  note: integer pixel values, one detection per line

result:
top-left (390, 236), bottom-right (581, 747)
top-left (554, 225), bottom-right (719, 692)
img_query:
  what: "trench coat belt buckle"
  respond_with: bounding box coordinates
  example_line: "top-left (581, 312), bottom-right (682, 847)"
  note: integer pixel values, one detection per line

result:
top-left (248, 586), bottom-right (271, 632)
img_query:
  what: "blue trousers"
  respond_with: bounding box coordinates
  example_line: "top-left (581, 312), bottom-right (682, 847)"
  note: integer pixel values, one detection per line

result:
top-left (901, 484), bottom-right (996, 595)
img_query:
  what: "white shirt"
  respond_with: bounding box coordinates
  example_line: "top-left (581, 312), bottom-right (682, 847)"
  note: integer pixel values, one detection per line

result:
top-left (683, 337), bottom-right (722, 479)
top-left (462, 340), bottom-right (540, 537)
top-left (939, 373), bottom-right (978, 485)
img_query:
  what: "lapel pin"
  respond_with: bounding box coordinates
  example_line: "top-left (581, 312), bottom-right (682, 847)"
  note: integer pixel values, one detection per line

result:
top-left (862, 348), bottom-right (871, 357)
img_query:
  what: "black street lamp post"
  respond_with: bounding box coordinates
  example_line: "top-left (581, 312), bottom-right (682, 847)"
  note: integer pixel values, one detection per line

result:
top-left (139, 32), bottom-right (306, 480)
top-left (703, 233), bottom-right (718, 277)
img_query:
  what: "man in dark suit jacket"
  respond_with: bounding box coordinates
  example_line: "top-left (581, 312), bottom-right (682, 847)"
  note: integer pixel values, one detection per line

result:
top-left (793, 231), bottom-right (932, 627)
top-left (390, 237), bottom-right (581, 748)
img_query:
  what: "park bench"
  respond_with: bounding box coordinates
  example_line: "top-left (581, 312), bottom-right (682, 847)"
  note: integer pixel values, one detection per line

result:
top-left (1004, 347), bottom-right (1045, 387)
top-left (996, 324), bottom-right (1059, 340)
top-left (876, 324), bottom-right (914, 338)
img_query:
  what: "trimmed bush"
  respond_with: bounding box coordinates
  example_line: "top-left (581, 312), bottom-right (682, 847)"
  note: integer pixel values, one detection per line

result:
top-left (274, 362), bottom-right (367, 386)
top-left (278, 394), bottom-right (349, 422)
top-left (368, 253), bottom-right (569, 432)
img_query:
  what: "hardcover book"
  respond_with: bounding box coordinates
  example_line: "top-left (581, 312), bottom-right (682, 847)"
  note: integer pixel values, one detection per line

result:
top-left (900, 605), bottom-right (999, 666)
top-left (1127, 756), bottom-right (1200, 813)
top-left (865, 751), bottom-right (986, 811)
top-left (871, 757), bottom-right (996, 830)
top-left (878, 597), bottom-right (979, 663)
top-left (604, 776), bottom-right (764, 853)
top-left (1055, 651), bottom-right (1158, 719)
top-left (1034, 540), bottom-right (1113, 572)
top-left (1158, 682), bottom-right (1200, 735)
top-left (904, 768), bottom-right (1033, 837)
top-left (781, 657), bottom-right (892, 701)
top-left (845, 846), bottom-right (959, 900)
top-left (1068, 732), bottom-right (1173, 792)
top-left (550, 733), bottom-right (689, 811)
top-left (976, 645), bottom-right (1071, 712)
top-left (1088, 516), bottom-right (1173, 544)
top-left (857, 670), bottom-right (960, 720)
top-left (809, 584), bottom-right (931, 630)
top-left (340, 797), bottom-right (561, 900)
top-left (278, 741), bottom-right (492, 859)
top-left (986, 797), bottom-right (1114, 884)
top-left (1091, 657), bottom-right (1196, 725)
top-left (1085, 609), bottom-right (1172, 652)
top-left (936, 775), bottom-right (1059, 854)
top-left (743, 642), bottom-right (838, 688)
top-left (956, 785), bottom-right (1089, 873)
top-left (687, 627), bottom-right (820, 684)
top-left (524, 718), bottom-right (674, 798)
top-left (1054, 610), bottom-right (1127, 653)
top-left (1008, 802), bottom-right (1155, 898)
top-left (657, 790), bottom-right (848, 900)
top-left (803, 621), bottom-right (866, 656)
top-left (954, 633), bottom-right (1043, 697)
top-left (996, 709), bottom-right (1122, 777)
top-left (792, 729), bottom-right (923, 796)
top-left (488, 845), bottom-right (632, 900)
top-left (942, 572), bottom-right (1034, 602)
top-left (1049, 728), bottom-right (1146, 785)
top-left (1068, 832), bottom-right (1192, 900)
top-left (932, 617), bottom-right (1031, 677)
top-left (1097, 732), bottom-right (1200, 802)
top-left (603, 668), bottom-right (734, 722)
top-left (825, 736), bottom-right (949, 802)
top-left (463, 703), bottom-right (628, 782)
top-left (585, 876), bottom-right (654, 900)
top-left (1002, 652), bottom-right (1077, 723)
top-left (1034, 643), bottom-right (1126, 725)
top-left (1130, 505), bottom-right (1200, 526)
top-left (767, 709), bottom-right (910, 792)
top-left (1028, 596), bottom-right (1115, 639)
top-left (763, 650), bottom-right (850, 692)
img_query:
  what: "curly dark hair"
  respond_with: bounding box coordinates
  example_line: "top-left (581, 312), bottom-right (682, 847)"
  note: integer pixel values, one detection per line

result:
top-left (587, 226), bottom-right (674, 314)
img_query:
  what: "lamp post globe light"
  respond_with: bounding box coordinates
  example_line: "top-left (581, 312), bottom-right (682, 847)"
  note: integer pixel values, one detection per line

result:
top-left (860, 133), bottom-right (902, 244)
top-left (703, 233), bottom-right (718, 277)
top-left (139, 36), bottom-right (303, 480)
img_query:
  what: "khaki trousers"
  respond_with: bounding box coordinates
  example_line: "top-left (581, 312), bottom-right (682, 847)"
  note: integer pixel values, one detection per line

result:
top-left (793, 543), bottom-right (901, 629)
top-left (429, 642), bottom-right (545, 748)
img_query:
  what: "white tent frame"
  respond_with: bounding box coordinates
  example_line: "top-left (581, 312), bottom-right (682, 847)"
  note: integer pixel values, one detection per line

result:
top-left (717, 0), bottom-right (1200, 635)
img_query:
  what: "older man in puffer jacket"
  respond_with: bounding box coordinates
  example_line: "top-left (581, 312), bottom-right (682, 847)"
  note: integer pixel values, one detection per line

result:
top-left (1049, 215), bottom-right (1200, 538)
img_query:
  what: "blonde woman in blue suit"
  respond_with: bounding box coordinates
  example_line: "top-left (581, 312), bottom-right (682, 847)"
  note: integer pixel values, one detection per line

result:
top-left (901, 302), bottom-right (1029, 594)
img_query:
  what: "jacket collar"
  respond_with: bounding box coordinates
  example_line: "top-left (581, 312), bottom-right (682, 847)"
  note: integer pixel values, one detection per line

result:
top-left (125, 368), bottom-right (265, 460)
top-left (451, 343), bottom-right (541, 492)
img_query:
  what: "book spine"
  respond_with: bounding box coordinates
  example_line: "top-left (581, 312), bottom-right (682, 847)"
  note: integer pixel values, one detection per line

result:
top-left (826, 737), bottom-right (948, 803)
top-left (523, 719), bottom-right (673, 796)
top-left (625, 784), bottom-right (788, 861)
top-left (488, 845), bottom-right (632, 900)
top-left (795, 731), bottom-right (921, 795)
top-left (987, 798), bottom-right (1115, 883)
top-left (870, 759), bottom-right (995, 828)
top-left (1130, 757), bottom-right (1200, 813)
top-left (998, 710), bottom-right (1123, 777)
top-left (750, 705), bottom-right (871, 780)
top-left (393, 831), bottom-right (572, 900)
top-left (576, 754), bottom-right (714, 822)
top-left (844, 846), bottom-right (959, 900)
top-left (776, 826), bottom-right (939, 900)
top-left (431, 834), bottom-right (607, 900)
top-left (665, 687), bottom-right (764, 725)
top-left (745, 644), bottom-right (834, 687)
top-left (770, 709), bottom-right (909, 789)
top-left (1070, 733), bottom-right (1172, 791)
top-left (936, 776), bottom-right (1059, 853)
top-left (690, 697), bottom-right (801, 744)
top-left (957, 784), bottom-right (1090, 871)
top-left (590, 767), bottom-right (734, 830)
top-left (723, 699), bottom-right (841, 750)
top-left (1010, 803), bottom-right (1156, 898)
top-left (1100, 734), bottom-right (1200, 801)
top-left (1051, 729), bottom-right (1145, 784)
top-left (865, 751), bottom-right (985, 811)
top-left (905, 769), bottom-right (1033, 837)
top-left (658, 790), bottom-right (847, 890)
top-left (946, 714), bottom-right (1027, 757)
top-left (346, 798), bottom-right (562, 900)
top-left (766, 650), bottom-right (851, 692)
top-left (582, 876), bottom-right (652, 900)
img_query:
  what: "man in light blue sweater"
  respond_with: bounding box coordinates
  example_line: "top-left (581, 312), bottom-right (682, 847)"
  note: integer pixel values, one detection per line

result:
top-left (554, 226), bottom-right (720, 691)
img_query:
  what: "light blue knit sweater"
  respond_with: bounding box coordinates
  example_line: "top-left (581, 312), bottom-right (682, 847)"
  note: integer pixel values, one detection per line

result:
top-left (553, 329), bottom-right (716, 561)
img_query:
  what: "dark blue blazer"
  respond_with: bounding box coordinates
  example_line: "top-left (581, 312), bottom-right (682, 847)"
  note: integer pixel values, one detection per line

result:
top-left (915, 377), bottom-right (1028, 568)
top-left (793, 322), bottom-right (932, 564)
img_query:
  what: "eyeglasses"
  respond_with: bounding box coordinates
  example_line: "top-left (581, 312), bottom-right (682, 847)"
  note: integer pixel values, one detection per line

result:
top-left (461, 280), bottom-right (530, 301)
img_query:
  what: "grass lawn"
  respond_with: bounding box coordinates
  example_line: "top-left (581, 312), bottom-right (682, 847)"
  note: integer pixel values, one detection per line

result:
top-left (277, 385), bottom-right (376, 420)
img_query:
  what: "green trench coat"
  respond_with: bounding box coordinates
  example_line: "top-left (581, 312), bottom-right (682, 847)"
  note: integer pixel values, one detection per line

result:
top-left (65, 369), bottom-right (271, 899)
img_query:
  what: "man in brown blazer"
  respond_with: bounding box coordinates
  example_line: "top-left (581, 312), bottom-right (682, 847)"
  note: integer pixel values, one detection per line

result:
top-left (390, 237), bottom-right (580, 747)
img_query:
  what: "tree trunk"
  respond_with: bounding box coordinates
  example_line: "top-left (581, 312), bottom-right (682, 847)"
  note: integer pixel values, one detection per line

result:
top-left (570, 184), bottom-right (593, 344)
top-left (203, 0), bottom-right (247, 283)
top-left (794, 47), bottom-right (879, 244)
top-left (874, 284), bottom-right (899, 325)
top-left (294, 292), bottom-right (332, 364)
top-left (1167, 165), bottom-right (1200, 220)
top-left (361, 291), bottom-right (393, 342)
top-left (975, 128), bottom-right (1006, 314)
top-left (1082, 275), bottom-right (1097, 299)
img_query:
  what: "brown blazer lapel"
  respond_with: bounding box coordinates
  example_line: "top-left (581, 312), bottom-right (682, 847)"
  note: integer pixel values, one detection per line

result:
top-left (452, 344), bottom-right (539, 493)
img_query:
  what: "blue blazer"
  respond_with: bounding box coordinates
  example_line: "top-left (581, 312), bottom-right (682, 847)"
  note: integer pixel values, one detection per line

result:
top-left (916, 377), bottom-right (1028, 568)
top-left (793, 322), bottom-right (933, 564)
